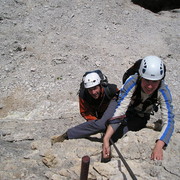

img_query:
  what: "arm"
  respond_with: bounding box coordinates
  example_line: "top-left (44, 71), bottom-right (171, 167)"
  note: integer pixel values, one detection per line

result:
top-left (158, 85), bottom-right (174, 145)
top-left (151, 84), bottom-right (174, 160)
top-left (103, 125), bottom-right (115, 159)
top-left (102, 75), bottom-right (138, 159)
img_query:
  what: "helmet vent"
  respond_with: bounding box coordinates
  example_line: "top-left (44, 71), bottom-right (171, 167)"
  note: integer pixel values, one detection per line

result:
top-left (142, 62), bottom-right (147, 73)
top-left (160, 64), bottom-right (163, 75)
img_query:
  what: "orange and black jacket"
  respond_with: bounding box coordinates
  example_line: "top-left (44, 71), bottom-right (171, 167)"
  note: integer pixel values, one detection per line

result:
top-left (79, 84), bottom-right (119, 121)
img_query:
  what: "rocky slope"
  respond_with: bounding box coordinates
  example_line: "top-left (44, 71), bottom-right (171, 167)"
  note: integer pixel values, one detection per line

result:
top-left (0, 0), bottom-right (180, 179)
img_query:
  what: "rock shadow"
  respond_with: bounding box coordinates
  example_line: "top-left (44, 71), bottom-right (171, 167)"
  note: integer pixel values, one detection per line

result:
top-left (132, 0), bottom-right (180, 13)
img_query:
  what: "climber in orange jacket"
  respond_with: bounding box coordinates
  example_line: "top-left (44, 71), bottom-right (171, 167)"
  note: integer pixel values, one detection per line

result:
top-left (78, 71), bottom-right (119, 121)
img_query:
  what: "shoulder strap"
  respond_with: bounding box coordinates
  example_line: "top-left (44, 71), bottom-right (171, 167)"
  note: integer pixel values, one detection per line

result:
top-left (104, 86), bottom-right (111, 100)
top-left (103, 84), bottom-right (117, 100)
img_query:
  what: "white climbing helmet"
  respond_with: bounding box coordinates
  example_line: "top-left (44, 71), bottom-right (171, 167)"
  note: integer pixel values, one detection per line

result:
top-left (83, 72), bottom-right (101, 88)
top-left (139, 56), bottom-right (165, 80)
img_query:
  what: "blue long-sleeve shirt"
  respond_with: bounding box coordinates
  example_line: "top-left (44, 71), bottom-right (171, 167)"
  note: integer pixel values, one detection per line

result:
top-left (112, 74), bottom-right (174, 145)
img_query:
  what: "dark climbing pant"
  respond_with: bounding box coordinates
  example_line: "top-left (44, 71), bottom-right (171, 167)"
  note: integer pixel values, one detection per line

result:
top-left (67, 100), bottom-right (150, 140)
top-left (67, 99), bottom-right (118, 139)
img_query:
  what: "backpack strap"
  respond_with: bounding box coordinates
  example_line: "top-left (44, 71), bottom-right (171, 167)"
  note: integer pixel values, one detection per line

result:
top-left (104, 86), bottom-right (111, 100)
top-left (103, 84), bottom-right (118, 100)
top-left (122, 59), bottom-right (142, 84)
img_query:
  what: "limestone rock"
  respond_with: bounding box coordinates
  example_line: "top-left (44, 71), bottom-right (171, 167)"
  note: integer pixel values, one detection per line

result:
top-left (0, 0), bottom-right (179, 179)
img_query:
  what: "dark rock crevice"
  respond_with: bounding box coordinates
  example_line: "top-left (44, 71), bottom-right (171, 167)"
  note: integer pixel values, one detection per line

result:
top-left (132, 0), bottom-right (180, 13)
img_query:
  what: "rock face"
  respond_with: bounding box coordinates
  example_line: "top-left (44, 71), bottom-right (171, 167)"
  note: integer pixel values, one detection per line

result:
top-left (132, 0), bottom-right (180, 13)
top-left (0, 0), bottom-right (180, 180)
